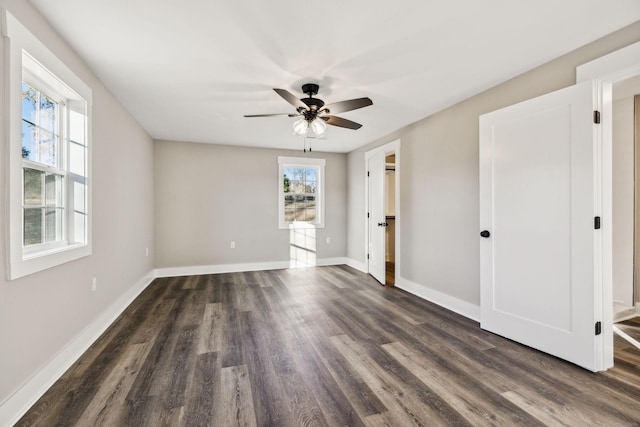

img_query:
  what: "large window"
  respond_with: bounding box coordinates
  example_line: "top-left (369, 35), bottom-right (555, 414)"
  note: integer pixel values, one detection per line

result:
top-left (4, 11), bottom-right (92, 279)
top-left (278, 157), bottom-right (325, 229)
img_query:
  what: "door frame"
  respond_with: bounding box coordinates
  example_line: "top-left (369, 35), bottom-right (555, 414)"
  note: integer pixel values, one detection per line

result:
top-left (365, 139), bottom-right (401, 284)
top-left (577, 40), bottom-right (640, 368)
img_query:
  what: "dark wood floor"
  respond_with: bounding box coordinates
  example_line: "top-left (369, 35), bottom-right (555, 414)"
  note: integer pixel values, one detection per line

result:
top-left (18, 266), bottom-right (640, 426)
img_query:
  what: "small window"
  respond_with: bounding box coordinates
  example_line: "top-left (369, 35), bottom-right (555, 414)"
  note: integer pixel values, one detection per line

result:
top-left (278, 157), bottom-right (325, 229)
top-left (4, 11), bottom-right (92, 279)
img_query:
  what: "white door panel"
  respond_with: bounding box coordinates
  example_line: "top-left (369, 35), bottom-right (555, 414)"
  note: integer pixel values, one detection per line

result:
top-left (480, 80), bottom-right (610, 371)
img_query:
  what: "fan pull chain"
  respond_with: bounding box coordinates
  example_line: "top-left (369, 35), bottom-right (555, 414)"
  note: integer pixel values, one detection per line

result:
top-left (303, 136), bottom-right (312, 153)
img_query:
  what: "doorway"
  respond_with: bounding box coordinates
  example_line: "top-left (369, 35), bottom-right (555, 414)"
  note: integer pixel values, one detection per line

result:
top-left (365, 139), bottom-right (400, 286)
top-left (385, 154), bottom-right (396, 285)
top-left (612, 80), bottom-right (640, 322)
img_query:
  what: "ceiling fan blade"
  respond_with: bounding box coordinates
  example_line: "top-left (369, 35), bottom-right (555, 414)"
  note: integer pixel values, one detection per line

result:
top-left (244, 113), bottom-right (294, 117)
top-left (274, 88), bottom-right (309, 111)
top-left (322, 97), bottom-right (372, 114)
top-left (322, 115), bottom-right (362, 130)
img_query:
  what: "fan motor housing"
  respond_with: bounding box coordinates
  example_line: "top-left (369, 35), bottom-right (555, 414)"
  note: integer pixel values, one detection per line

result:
top-left (300, 84), bottom-right (325, 119)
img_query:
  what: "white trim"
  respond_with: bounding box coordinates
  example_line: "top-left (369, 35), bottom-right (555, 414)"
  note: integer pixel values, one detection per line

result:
top-left (395, 277), bottom-right (481, 322)
top-left (2, 10), bottom-right (93, 280)
top-left (577, 41), bottom-right (640, 83)
top-left (364, 139), bottom-right (401, 284)
top-left (613, 325), bottom-right (640, 350)
top-left (154, 257), bottom-right (351, 278)
top-left (575, 41), bottom-right (640, 371)
top-left (613, 303), bottom-right (640, 323)
top-left (0, 271), bottom-right (155, 427)
top-left (345, 257), bottom-right (367, 273)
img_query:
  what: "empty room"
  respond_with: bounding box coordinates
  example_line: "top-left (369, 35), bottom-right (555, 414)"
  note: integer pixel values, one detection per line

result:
top-left (2, 0), bottom-right (640, 425)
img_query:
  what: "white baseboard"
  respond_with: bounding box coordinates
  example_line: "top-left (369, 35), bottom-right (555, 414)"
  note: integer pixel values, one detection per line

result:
top-left (0, 271), bottom-right (155, 427)
top-left (613, 303), bottom-right (640, 323)
top-left (395, 277), bottom-right (480, 322)
top-left (154, 257), bottom-right (352, 278)
top-left (344, 258), bottom-right (367, 273)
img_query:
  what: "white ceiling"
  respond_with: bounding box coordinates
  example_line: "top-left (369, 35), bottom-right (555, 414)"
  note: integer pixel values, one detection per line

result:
top-left (28, 0), bottom-right (640, 153)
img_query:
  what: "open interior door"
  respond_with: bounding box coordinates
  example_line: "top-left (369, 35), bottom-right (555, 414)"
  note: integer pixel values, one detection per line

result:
top-left (479, 80), bottom-right (612, 372)
top-left (368, 150), bottom-right (386, 284)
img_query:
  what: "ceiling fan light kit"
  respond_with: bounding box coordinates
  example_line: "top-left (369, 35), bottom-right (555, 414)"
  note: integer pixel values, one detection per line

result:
top-left (244, 83), bottom-right (373, 142)
top-left (292, 118), bottom-right (309, 135)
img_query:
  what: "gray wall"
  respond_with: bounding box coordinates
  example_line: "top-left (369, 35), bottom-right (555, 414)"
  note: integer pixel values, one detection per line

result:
top-left (0, 0), bottom-right (154, 406)
top-left (612, 95), bottom-right (635, 307)
top-left (154, 140), bottom-right (347, 268)
top-left (348, 21), bottom-right (640, 307)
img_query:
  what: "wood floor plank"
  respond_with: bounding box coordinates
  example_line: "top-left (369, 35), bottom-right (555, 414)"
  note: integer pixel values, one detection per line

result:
top-left (382, 341), bottom-right (541, 426)
top-left (330, 334), bottom-right (469, 426)
top-left (196, 302), bottom-right (223, 354)
top-left (301, 323), bottom-right (387, 419)
top-left (75, 342), bottom-right (150, 426)
top-left (17, 266), bottom-right (640, 426)
top-left (219, 365), bottom-right (258, 427)
top-left (183, 351), bottom-right (219, 427)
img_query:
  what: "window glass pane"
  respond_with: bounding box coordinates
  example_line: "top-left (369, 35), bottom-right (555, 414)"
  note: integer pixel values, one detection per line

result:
top-left (284, 208), bottom-right (295, 222)
top-left (302, 196), bottom-right (316, 222)
top-left (306, 181), bottom-right (316, 193)
top-left (39, 94), bottom-right (58, 133)
top-left (23, 168), bottom-right (43, 205)
top-left (290, 180), bottom-right (302, 194)
top-left (45, 208), bottom-right (63, 242)
top-left (24, 208), bottom-right (42, 245)
top-left (21, 82), bottom-right (37, 123)
top-left (74, 212), bottom-right (86, 244)
top-left (37, 129), bottom-right (57, 167)
top-left (305, 168), bottom-right (317, 182)
top-left (69, 108), bottom-right (85, 144)
top-left (21, 120), bottom-right (37, 161)
top-left (45, 173), bottom-right (63, 206)
top-left (74, 181), bottom-right (86, 213)
top-left (69, 142), bottom-right (85, 176)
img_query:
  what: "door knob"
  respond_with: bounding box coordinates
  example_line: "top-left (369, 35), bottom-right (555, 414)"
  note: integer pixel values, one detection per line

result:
top-left (480, 230), bottom-right (490, 238)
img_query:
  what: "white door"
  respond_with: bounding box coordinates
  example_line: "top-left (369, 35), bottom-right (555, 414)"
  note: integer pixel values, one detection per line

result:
top-left (479, 80), bottom-right (611, 372)
top-left (368, 150), bottom-right (386, 284)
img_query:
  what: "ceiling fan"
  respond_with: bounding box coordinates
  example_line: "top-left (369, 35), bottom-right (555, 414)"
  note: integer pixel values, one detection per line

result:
top-left (244, 83), bottom-right (373, 137)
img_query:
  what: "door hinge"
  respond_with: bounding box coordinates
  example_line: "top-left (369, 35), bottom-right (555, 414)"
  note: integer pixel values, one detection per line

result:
top-left (593, 110), bottom-right (601, 124)
top-left (367, 212), bottom-right (370, 218)
top-left (594, 216), bottom-right (601, 230)
top-left (367, 253), bottom-right (370, 260)
top-left (595, 321), bottom-right (602, 336)
top-left (367, 171), bottom-right (370, 177)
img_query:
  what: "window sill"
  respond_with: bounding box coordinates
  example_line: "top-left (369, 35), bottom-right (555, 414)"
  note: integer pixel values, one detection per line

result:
top-left (279, 221), bottom-right (325, 230)
top-left (9, 243), bottom-right (91, 280)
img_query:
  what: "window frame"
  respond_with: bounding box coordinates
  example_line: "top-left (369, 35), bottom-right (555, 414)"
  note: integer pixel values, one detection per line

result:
top-left (3, 10), bottom-right (92, 280)
top-left (278, 156), bottom-right (325, 229)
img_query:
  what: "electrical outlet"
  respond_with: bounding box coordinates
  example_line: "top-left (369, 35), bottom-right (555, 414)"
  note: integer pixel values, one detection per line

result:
top-left (91, 277), bottom-right (97, 292)
top-left (326, 237), bottom-right (331, 244)
top-left (230, 241), bottom-right (236, 249)
top-left (145, 247), bottom-right (149, 257)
